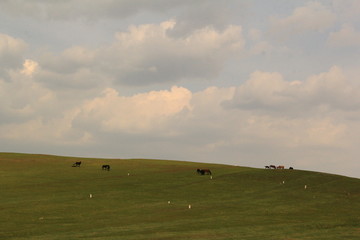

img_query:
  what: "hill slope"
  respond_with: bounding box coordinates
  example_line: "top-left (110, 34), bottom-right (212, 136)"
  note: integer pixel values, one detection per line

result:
top-left (0, 153), bottom-right (359, 240)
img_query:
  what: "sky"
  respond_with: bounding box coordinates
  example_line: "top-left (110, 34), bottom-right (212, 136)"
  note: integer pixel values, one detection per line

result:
top-left (0, 0), bottom-right (360, 178)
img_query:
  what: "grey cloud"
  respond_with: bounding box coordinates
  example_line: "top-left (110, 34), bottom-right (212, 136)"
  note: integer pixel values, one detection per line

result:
top-left (33, 22), bottom-right (244, 88)
top-left (116, 55), bottom-right (222, 86)
top-left (35, 70), bottom-right (105, 90)
top-left (38, 48), bottom-right (95, 74)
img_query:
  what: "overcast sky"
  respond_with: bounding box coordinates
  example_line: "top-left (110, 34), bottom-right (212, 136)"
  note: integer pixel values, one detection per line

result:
top-left (1, 0), bottom-right (360, 178)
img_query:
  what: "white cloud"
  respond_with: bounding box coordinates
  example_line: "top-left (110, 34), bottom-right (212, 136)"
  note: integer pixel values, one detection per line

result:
top-left (0, 58), bottom-right (90, 143)
top-left (270, 2), bottom-right (336, 37)
top-left (218, 66), bottom-right (360, 161)
top-left (73, 86), bottom-right (192, 133)
top-left (0, 59), bottom-right (55, 122)
top-left (227, 66), bottom-right (359, 112)
top-left (0, 66), bottom-right (359, 177)
top-left (1, 65), bottom-right (356, 149)
top-left (21, 59), bottom-right (39, 76)
top-left (0, 33), bottom-right (27, 72)
top-left (225, 71), bottom-right (296, 110)
top-left (110, 21), bottom-right (244, 84)
top-left (327, 24), bottom-right (360, 47)
top-left (0, 33), bottom-right (27, 56)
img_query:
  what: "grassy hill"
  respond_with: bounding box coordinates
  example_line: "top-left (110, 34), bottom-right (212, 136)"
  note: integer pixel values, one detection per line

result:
top-left (0, 153), bottom-right (359, 240)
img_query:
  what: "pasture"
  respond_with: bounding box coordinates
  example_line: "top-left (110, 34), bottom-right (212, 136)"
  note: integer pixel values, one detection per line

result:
top-left (0, 153), bottom-right (359, 239)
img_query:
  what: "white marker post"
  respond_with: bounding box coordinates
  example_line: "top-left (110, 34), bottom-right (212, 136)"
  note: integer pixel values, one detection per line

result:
top-left (90, 194), bottom-right (93, 198)
top-left (304, 185), bottom-right (307, 189)
top-left (188, 204), bottom-right (192, 209)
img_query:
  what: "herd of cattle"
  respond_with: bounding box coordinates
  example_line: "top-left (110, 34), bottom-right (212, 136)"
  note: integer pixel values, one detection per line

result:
top-left (72, 161), bottom-right (212, 175)
top-left (71, 161), bottom-right (110, 171)
top-left (265, 165), bottom-right (294, 169)
top-left (71, 161), bottom-right (293, 174)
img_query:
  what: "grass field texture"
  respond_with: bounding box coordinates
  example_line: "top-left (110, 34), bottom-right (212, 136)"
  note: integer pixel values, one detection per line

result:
top-left (0, 153), bottom-right (359, 239)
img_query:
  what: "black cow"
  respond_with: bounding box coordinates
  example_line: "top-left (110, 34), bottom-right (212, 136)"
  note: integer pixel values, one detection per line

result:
top-left (72, 161), bottom-right (81, 167)
top-left (102, 165), bottom-right (110, 171)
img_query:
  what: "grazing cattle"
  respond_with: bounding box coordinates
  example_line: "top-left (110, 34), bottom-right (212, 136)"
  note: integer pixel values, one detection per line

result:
top-left (269, 165), bottom-right (276, 169)
top-left (72, 161), bottom-right (81, 167)
top-left (102, 165), bottom-right (110, 171)
top-left (265, 166), bottom-right (270, 169)
top-left (277, 165), bottom-right (285, 169)
top-left (197, 168), bottom-right (212, 175)
top-left (289, 167), bottom-right (294, 170)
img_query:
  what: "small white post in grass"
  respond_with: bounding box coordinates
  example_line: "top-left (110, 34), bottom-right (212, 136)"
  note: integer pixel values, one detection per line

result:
top-left (188, 204), bottom-right (192, 209)
top-left (168, 201), bottom-right (171, 204)
top-left (128, 173), bottom-right (130, 176)
top-left (210, 176), bottom-right (213, 179)
top-left (90, 194), bottom-right (93, 198)
top-left (283, 181), bottom-right (285, 184)
top-left (304, 185), bottom-right (307, 189)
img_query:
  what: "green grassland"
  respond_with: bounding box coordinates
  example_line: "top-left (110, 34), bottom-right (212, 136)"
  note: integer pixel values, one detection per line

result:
top-left (0, 153), bottom-right (359, 240)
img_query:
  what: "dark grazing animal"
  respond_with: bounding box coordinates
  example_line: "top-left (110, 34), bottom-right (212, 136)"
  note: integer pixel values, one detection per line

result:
top-left (265, 166), bottom-right (270, 169)
top-left (72, 161), bottom-right (81, 167)
top-left (102, 165), bottom-right (110, 171)
top-left (269, 165), bottom-right (276, 169)
top-left (289, 167), bottom-right (294, 170)
top-left (197, 168), bottom-right (212, 175)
